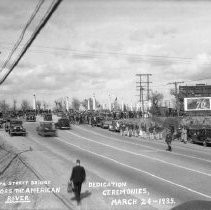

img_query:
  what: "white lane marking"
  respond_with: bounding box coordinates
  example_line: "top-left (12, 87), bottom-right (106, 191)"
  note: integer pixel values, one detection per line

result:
top-left (55, 136), bottom-right (211, 199)
top-left (74, 126), bottom-right (211, 164)
top-left (74, 126), bottom-right (163, 151)
top-left (67, 130), bottom-right (211, 177)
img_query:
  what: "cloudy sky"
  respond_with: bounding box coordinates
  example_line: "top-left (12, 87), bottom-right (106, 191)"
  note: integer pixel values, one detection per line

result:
top-left (1, 0), bottom-right (211, 108)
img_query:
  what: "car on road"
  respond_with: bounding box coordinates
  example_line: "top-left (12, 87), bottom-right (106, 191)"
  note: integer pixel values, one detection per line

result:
top-left (26, 114), bottom-right (36, 122)
top-left (43, 113), bottom-right (52, 121)
top-left (36, 121), bottom-right (57, 137)
top-left (55, 118), bottom-right (71, 130)
top-left (8, 119), bottom-right (26, 136)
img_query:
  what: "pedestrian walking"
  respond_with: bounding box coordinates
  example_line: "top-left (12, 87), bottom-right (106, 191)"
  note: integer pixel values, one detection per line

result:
top-left (70, 159), bottom-right (86, 204)
top-left (165, 128), bottom-right (173, 151)
top-left (181, 126), bottom-right (187, 144)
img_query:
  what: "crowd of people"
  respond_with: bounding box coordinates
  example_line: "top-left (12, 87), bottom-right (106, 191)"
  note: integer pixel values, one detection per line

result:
top-left (1, 109), bottom-right (191, 148)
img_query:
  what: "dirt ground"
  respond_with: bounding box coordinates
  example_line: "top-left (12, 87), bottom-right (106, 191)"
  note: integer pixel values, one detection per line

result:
top-left (0, 140), bottom-right (69, 210)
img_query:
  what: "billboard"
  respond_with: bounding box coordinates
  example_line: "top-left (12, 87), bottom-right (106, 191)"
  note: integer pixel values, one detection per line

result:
top-left (184, 97), bottom-right (211, 111)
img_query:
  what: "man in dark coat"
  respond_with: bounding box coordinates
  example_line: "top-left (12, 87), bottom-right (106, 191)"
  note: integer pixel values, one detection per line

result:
top-left (165, 128), bottom-right (173, 151)
top-left (70, 159), bottom-right (86, 202)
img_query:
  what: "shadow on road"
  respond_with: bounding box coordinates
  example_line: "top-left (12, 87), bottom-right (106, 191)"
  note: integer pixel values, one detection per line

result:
top-left (71, 190), bottom-right (92, 204)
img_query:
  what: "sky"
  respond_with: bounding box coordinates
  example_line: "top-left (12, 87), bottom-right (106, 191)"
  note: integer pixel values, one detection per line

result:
top-left (1, 0), bottom-right (211, 108)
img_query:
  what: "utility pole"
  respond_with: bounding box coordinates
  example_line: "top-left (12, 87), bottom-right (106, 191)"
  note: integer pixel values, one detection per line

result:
top-left (136, 74), bottom-right (152, 113)
top-left (167, 81), bottom-right (184, 116)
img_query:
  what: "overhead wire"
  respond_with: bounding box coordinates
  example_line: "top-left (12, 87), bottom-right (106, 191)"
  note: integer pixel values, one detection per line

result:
top-left (0, 0), bottom-right (63, 85)
top-left (1, 41), bottom-right (211, 67)
top-left (0, 0), bottom-right (45, 72)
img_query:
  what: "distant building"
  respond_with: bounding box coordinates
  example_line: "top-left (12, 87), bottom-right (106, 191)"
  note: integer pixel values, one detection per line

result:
top-left (179, 84), bottom-right (211, 98)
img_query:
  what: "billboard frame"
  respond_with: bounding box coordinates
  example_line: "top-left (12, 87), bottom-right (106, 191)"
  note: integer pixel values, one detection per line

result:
top-left (184, 97), bottom-right (211, 111)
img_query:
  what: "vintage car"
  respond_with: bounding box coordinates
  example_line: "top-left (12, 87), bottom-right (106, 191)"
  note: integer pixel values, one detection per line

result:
top-left (108, 122), bottom-right (116, 131)
top-left (43, 113), bottom-right (52, 121)
top-left (55, 118), bottom-right (70, 130)
top-left (8, 119), bottom-right (26, 136)
top-left (36, 121), bottom-right (57, 137)
top-left (111, 120), bottom-right (121, 132)
top-left (108, 120), bottom-right (120, 132)
top-left (101, 120), bottom-right (112, 129)
top-left (188, 125), bottom-right (211, 147)
top-left (26, 114), bottom-right (36, 122)
top-left (0, 119), bottom-right (4, 129)
top-left (57, 111), bottom-right (65, 117)
top-left (96, 117), bottom-right (104, 127)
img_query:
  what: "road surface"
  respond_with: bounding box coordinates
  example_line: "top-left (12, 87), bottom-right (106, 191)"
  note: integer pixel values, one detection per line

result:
top-left (0, 117), bottom-right (211, 210)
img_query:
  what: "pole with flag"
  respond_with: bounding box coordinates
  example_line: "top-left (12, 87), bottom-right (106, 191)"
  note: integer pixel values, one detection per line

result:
top-left (87, 98), bottom-right (90, 110)
top-left (121, 98), bottom-right (124, 111)
top-left (93, 94), bottom-right (96, 110)
top-left (130, 102), bottom-right (133, 111)
top-left (108, 93), bottom-right (112, 111)
top-left (66, 97), bottom-right (69, 111)
top-left (33, 94), bottom-right (36, 110)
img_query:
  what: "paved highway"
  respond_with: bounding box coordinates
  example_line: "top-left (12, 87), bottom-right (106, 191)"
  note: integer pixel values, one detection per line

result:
top-left (1, 118), bottom-right (211, 210)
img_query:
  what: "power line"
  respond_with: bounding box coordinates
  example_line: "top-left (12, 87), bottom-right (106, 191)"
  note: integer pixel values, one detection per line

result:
top-left (0, 0), bottom-right (63, 85)
top-left (0, 43), bottom-right (207, 64)
top-left (0, 0), bottom-right (45, 72)
top-left (1, 41), bottom-right (211, 67)
top-left (0, 42), bottom-right (193, 61)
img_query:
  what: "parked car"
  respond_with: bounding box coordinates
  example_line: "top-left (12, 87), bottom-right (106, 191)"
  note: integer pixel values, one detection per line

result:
top-left (8, 119), bottom-right (26, 136)
top-left (55, 118), bottom-right (71, 130)
top-left (188, 126), bottom-right (211, 147)
top-left (101, 120), bottom-right (112, 129)
top-left (111, 120), bottom-right (121, 132)
top-left (108, 122), bottom-right (115, 131)
top-left (36, 121), bottom-right (57, 137)
top-left (26, 114), bottom-right (36, 122)
top-left (0, 119), bottom-right (4, 129)
top-left (96, 117), bottom-right (104, 127)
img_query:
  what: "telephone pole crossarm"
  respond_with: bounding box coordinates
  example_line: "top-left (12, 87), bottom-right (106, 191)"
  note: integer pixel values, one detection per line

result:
top-left (167, 81), bottom-right (185, 116)
top-left (136, 74), bottom-right (152, 113)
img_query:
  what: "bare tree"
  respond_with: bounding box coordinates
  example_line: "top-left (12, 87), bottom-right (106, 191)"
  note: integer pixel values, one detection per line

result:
top-left (36, 100), bottom-right (42, 113)
top-left (0, 100), bottom-right (10, 113)
top-left (54, 99), bottom-right (63, 111)
top-left (13, 99), bottom-right (17, 111)
top-left (21, 100), bottom-right (32, 111)
top-left (36, 100), bottom-right (41, 109)
top-left (42, 101), bottom-right (48, 110)
top-left (81, 99), bottom-right (88, 110)
top-left (170, 88), bottom-right (184, 115)
top-left (149, 91), bottom-right (164, 116)
top-left (72, 98), bottom-right (80, 110)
